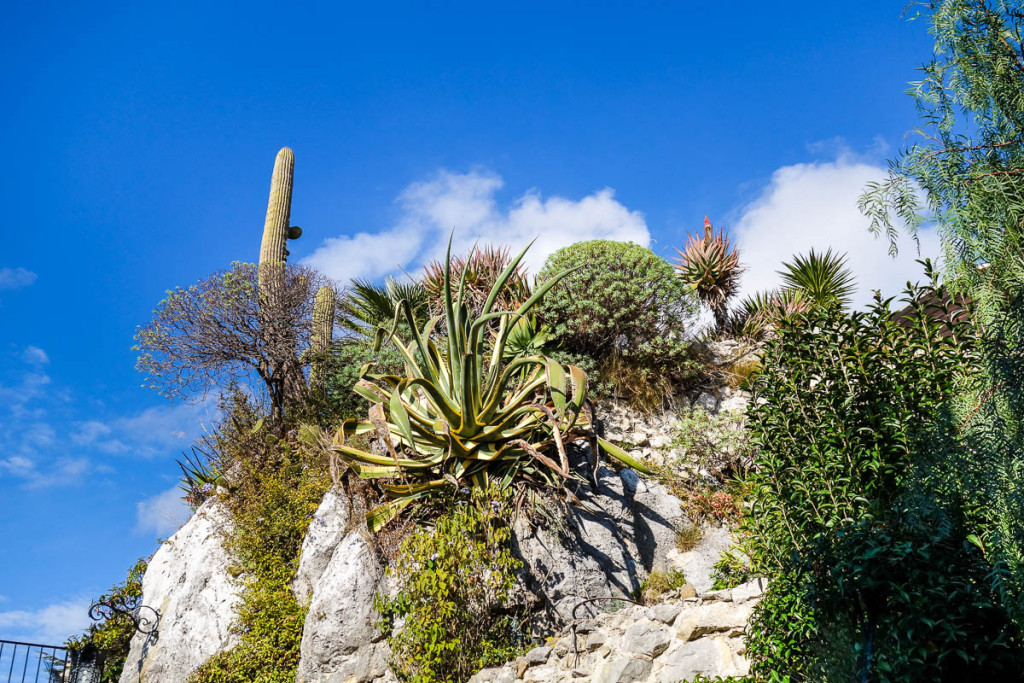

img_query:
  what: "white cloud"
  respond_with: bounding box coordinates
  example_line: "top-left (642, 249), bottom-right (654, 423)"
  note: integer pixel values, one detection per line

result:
top-left (0, 597), bottom-right (93, 644)
top-left (0, 267), bottom-right (37, 291)
top-left (304, 169), bottom-right (650, 283)
top-left (731, 152), bottom-right (940, 309)
top-left (0, 344), bottom-right (215, 487)
top-left (135, 486), bottom-right (192, 537)
top-left (70, 401), bottom-right (214, 459)
top-left (22, 346), bottom-right (49, 366)
top-left (0, 454), bottom-right (90, 488)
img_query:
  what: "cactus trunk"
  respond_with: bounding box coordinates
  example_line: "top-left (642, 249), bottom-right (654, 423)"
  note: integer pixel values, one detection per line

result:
top-left (257, 147), bottom-right (304, 427)
top-left (259, 147), bottom-right (295, 270)
top-left (309, 285), bottom-right (336, 391)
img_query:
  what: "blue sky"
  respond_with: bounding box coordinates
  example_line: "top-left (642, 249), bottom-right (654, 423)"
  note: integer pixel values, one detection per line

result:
top-left (0, 1), bottom-right (939, 643)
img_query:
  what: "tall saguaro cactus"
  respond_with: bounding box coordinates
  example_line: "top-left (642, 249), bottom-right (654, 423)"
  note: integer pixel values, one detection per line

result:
top-left (308, 285), bottom-right (336, 391)
top-left (258, 147), bottom-right (303, 274)
top-left (257, 147), bottom-right (305, 427)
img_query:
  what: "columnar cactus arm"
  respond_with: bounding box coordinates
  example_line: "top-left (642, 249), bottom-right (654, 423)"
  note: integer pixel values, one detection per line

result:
top-left (309, 285), bottom-right (336, 390)
top-left (258, 147), bottom-right (301, 269)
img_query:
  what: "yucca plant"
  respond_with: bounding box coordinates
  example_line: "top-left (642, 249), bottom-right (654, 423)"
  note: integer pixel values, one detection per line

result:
top-left (331, 238), bottom-right (649, 530)
top-left (177, 447), bottom-right (227, 509)
top-left (777, 248), bottom-right (856, 308)
top-left (673, 217), bottom-right (744, 333)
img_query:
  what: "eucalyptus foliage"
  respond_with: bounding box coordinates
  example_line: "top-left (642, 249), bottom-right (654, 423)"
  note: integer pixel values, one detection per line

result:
top-left (860, 0), bottom-right (1024, 318)
top-left (331, 239), bottom-right (648, 531)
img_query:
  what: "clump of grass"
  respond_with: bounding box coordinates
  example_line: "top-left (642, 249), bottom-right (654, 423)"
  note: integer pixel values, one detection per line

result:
top-left (640, 569), bottom-right (689, 604)
top-left (722, 356), bottom-right (761, 389)
top-left (677, 525), bottom-right (704, 552)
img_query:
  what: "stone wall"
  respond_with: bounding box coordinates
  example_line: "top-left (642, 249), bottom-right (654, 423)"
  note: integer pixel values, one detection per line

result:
top-left (471, 579), bottom-right (765, 683)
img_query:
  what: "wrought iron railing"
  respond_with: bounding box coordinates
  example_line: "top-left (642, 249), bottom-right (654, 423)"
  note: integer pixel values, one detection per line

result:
top-left (0, 600), bottom-right (157, 683)
top-left (0, 640), bottom-right (70, 683)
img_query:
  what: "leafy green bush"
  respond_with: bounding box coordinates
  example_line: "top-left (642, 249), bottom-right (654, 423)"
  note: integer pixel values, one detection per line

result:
top-left (536, 240), bottom-right (700, 407)
top-left (859, 1), bottom-right (1024, 630)
top-left (67, 558), bottom-right (149, 683)
top-left (376, 489), bottom-right (525, 683)
top-left (709, 550), bottom-right (752, 590)
top-left (190, 398), bottom-right (330, 683)
top-left (741, 273), bottom-right (1024, 680)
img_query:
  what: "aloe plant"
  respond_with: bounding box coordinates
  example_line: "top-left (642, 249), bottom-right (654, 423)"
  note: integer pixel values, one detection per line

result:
top-left (673, 217), bottom-right (744, 332)
top-left (421, 244), bottom-right (531, 318)
top-left (331, 238), bottom-right (649, 530)
top-left (733, 288), bottom-right (811, 338)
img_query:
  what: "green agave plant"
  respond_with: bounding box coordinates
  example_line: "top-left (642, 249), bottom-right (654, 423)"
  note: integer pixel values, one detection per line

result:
top-left (331, 238), bottom-right (649, 530)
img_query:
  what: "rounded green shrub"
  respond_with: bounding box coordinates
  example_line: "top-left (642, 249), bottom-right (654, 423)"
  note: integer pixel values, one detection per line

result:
top-left (536, 240), bottom-right (699, 407)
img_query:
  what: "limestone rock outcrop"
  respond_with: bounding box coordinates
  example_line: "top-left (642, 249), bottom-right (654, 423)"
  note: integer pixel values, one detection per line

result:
top-left (118, 501), bottom-right (241, 683)
top-left (295, 488), bottom-right (395, 683)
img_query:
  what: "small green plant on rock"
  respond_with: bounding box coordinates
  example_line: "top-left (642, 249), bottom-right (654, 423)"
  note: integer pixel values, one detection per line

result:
top-left (710, 549), bottom-right (753, 590)
top-left (376, 488), bottom-right (525, 683)
top-left (639, 569), bottom-right (689, 604)
top-left (676, 525), bottom-right (704, 552)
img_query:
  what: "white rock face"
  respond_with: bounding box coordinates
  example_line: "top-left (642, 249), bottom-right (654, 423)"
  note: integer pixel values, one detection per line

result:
top-left (118, 501), bottom-right (241, 683)
top-left (665, 524), bottom-right (734, 594)
top-left (292, 485), bottom-right (352, 605)
top-left (296, 530), bottom-right (396, 683)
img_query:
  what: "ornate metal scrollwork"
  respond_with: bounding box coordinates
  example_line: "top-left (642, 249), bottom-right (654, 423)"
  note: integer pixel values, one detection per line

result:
top-left (89, 599), bottom-right (161, 635)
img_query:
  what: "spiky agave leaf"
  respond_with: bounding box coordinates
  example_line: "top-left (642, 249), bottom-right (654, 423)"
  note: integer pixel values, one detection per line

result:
top-left (332, 235), bottom-right (651, 530)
